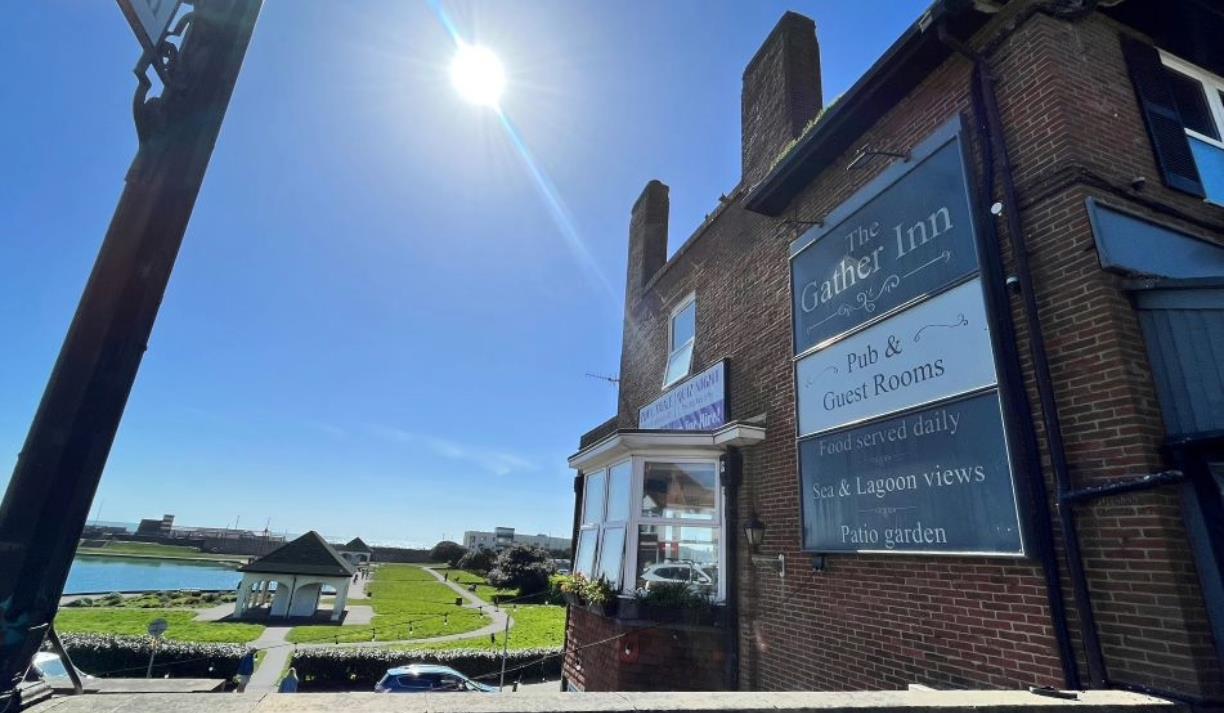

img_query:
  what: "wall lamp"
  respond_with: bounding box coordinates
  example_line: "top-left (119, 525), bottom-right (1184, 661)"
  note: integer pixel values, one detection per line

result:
top-left (744, 515), bottom-right (766, 551)
top-left (745, 515), bottom-right (785, 577)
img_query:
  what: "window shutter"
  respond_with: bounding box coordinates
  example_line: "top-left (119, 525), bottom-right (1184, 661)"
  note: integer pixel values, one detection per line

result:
top-left (1120, 35), bottom-right (1206, 198)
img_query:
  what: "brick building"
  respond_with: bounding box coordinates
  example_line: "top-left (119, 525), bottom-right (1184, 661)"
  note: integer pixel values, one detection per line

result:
top-left (563, 0), bottom-right (1224, 706)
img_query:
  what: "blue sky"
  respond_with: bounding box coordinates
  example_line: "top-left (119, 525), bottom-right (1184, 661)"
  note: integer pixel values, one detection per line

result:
top-left (1, 1), bottom-right (927, 547)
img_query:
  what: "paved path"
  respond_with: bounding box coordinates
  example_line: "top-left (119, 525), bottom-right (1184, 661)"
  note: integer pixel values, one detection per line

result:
top-left (245, 626), bottom-right (292, 694)
top-left (194, 602), bottom-right (373, 625)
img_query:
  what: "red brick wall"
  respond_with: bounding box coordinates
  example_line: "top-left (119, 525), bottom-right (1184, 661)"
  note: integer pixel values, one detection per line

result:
top-left (563, 607), bottom-right (725, 692)
top-left (574, 3), bottom-right (1224, 699)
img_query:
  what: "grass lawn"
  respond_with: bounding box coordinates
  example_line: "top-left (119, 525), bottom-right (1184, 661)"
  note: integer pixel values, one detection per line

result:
top-left (54, 608), bottom-right (264, 644)
top-left (65, 590), bottom-right (236, 609)
top-left (402, 605), bottom-right (565, 651)
top-left (75, 540), bottom-right (244, 564)
top-left (436, 567), bottom-right (519, 601)
top-left (287, 565), bottom-right (489, 644)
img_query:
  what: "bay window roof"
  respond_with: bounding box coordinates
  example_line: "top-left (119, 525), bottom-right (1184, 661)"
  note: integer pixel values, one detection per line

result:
top-left (568, 421), bottom-right (766, 473)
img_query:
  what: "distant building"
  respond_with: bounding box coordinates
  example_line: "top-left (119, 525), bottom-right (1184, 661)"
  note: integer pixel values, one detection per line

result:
top-left (135, 514), bottom-right (174, 536)
top-left (463, 528), bottom-right (569, 552)
top-left (234, 531), bottom-right (355, 621)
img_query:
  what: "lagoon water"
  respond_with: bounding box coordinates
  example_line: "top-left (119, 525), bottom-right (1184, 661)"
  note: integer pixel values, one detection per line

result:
top-left (65, 556), bottom-right (241, 594)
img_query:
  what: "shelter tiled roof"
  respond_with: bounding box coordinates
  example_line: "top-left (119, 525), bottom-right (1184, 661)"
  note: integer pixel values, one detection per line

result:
top-left (240, 530), bottom-right (355, 577)
top-left (342, 537), bottom-right (372, 553)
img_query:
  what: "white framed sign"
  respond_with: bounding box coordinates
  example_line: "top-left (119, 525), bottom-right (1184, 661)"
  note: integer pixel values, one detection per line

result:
top-left (639, 361), bottom-right (727, 430)
top-left (796, 278), bottom-right (996, 437)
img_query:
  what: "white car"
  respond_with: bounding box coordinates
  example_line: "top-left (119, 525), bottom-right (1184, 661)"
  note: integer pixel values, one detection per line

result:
top-left (639, 562), bottom-right (715, 591)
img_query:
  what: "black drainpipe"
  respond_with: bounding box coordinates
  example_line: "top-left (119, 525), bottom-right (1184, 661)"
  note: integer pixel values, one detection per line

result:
top-left (938, 24), bottom-right (1105, 689)
top-left (720, 447), bottom-right (743, 691)
top-left (560, 471), bottom-right (584, 692)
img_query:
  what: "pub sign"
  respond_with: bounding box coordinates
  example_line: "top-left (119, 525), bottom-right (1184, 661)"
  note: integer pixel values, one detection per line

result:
top-left (790, 118), bottom-right (1024, 555)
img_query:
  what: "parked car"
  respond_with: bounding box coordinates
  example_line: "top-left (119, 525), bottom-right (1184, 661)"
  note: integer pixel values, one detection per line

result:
top-left (374, 664), bottom-right (496, 693)
top-left (639, 562), bottom-right (716, 592)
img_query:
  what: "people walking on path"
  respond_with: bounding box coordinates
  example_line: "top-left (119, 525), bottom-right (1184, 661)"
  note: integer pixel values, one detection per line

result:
top-left (234, 649), bottom-right (255, 692)
top-left (278, 667), bottom-right (299, 693)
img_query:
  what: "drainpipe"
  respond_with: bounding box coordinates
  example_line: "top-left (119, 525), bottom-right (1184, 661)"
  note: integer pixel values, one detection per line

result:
top-left (938, 23), bottom-right (1107, 688)
top-left (720, 448), bottom-right (743, 691)
top-left (560, 471), bottom-right (584, 691)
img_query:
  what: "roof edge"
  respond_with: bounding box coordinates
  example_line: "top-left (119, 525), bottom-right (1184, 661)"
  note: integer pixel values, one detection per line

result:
top-left (744, 0), bottom-right (985, 216)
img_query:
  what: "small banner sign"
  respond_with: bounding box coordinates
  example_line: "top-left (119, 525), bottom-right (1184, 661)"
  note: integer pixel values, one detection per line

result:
top-left (639, 361), bottom-right (727, 431)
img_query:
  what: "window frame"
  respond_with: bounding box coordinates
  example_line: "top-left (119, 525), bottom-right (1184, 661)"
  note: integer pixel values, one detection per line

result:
top-left (1161, 52), bottom-right (1224, 151)
top-left (628, 455), bottom-right (725, 602)
top-left (663, 293), bottom-right (697, 388)
top-left (576, 460), bottom-right (632, 588)
top-left (575, 454), bottom-right (726, 603)
top-left (1161, 51), bottom-right (1224, 207)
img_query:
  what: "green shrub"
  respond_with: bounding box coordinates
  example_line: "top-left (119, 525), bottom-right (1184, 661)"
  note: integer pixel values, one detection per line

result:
top-left (290, 647), bottom-right (562, 691)
top-left (550, 574), bottom-right (613, 606)
top-left (456, 548), bottom-right (495, 575)
top-left (429, 541), bottom-right (467, 566)
top-left (60, 633), bottom-right (246, 679)
top-left (486, 545), bottom-right (554, 595)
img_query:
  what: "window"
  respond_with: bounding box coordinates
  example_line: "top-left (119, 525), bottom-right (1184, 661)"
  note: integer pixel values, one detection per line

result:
top-left (1162, 53), bottom-right (1224, 204)
top-left (634, 460), bottom-right (720, 597)
top-left (574, 456), bottom-right (724, 603)
top-left (664, 294), bottom-right (696, 387)
top-left (574, 461), bottom-right (631, 587)
top-left (641, 461), bottom-right (717, 520)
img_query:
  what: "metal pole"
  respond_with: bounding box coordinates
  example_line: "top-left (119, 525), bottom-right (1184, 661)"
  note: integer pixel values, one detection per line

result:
top-left (0, 1), bottom-right (262, 700)
top-left (498, 610), bottom-right (511, 691)
top-left (145, 639), bottom-right (158, 679)
top-left (45, 628), bottom-right (83, 695)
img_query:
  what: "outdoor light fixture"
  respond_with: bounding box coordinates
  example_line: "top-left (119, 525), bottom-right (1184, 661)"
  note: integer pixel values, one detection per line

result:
top-left (744, 514), bottom-right (766, 551)
top-left (450, 43), bottom-right (506, 107)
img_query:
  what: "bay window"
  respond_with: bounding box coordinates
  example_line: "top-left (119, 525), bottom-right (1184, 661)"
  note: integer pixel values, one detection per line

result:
top-left (574, 456), bottom-right (724, 601)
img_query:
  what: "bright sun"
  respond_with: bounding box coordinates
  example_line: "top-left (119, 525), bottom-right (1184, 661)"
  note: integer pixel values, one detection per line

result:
top-left (450, 43), bottom-right (506, 108)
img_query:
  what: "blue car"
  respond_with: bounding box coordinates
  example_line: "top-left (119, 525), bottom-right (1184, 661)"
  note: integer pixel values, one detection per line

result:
top-left (374, 664), bottom-right (496, 693)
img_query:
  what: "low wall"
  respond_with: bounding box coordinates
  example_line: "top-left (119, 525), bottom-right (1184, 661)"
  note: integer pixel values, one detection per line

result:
top-left (369, 546), bottom-right (431, 563)
top-left (27, 689), bottom-right (1182, 712)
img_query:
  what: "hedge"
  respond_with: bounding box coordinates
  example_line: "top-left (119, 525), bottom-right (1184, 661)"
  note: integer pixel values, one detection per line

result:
top-left (60, 633), bottom-right (247, 679)
top-left (290, 647), bottom-right (563, 691)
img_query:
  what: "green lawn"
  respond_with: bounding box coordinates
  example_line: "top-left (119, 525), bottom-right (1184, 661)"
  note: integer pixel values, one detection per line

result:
top-left (287, 564), bottom-right (489, 644)
top-left (403, 605), bottom-right (565, 651)
top-left (54, 608), bottom-right (264, 644)
top-left (75, 540), bottom-right (244, 563)
top-left (64, 590), bottom-right (236, 610)
top-left (436, 568), bottom-right (519, 601)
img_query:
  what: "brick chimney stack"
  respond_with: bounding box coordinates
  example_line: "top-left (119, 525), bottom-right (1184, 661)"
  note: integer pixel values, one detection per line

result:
top-left (741, 12), bottom-right (823, 186)
top-left (625, 179), bottom-right (669, 304)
